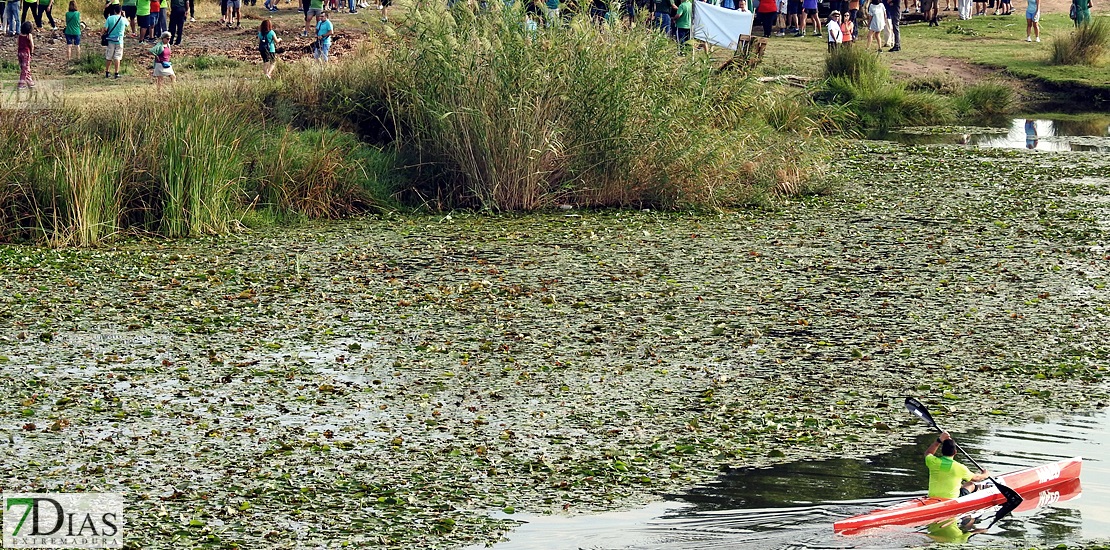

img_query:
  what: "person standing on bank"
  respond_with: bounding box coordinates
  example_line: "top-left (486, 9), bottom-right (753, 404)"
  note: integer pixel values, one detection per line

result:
top-left (1025, 0), bottom-right (1039, 41)
top-left (866, 0), bottom-right (886, 51)
top-left (884, 0), bottom-right (900, 50)
top-left (103, 3), bottom-right (125, 78)
top-left (64, 0), bottom-right (80, 58)
top-left (1071, 0), bottom-right (1091, 26)
top-left (826, 10), bottom-right (842, 50)
top-left (168, 0), bottom-right (185, 44)
top-left (756, 0), bottom-right (777, 37)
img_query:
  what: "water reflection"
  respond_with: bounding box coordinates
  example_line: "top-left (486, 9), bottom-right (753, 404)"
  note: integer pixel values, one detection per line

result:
top-left (924, 517), bottom-right (987, 544)
top-left (472, 411), bottom-right (1109, 549)
top-left (884, 116), bottom-right (1110, 152)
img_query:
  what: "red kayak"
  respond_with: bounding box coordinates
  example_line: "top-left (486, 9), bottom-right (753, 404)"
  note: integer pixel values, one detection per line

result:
top-left (834, 456), bottom-right (1082, 535)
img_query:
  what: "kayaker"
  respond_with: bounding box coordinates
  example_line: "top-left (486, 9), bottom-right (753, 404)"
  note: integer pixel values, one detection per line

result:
top-left (925, 431), bottom-right (991, 499)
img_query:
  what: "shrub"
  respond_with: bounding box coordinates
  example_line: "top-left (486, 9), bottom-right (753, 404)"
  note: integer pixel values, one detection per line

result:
top-left (819, 49), bottom-right (956, 130)
top-left (955, 81), bottom-right (1016, 118)
top-left (0, 83), bottom-right (391, 245)
top-left (1050, 19), bottom-right (1109, 66)
top-left (354, 3), bottom-right (823, 210)
top-left (824, 45), bottom-right (886, 85)
top-left (68, 51), bottom-right (109, 75)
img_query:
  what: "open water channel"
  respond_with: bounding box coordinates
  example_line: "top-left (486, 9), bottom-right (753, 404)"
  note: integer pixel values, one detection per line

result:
top-left (890, 115), bottom-right (1110, 152)
top-left (471, 410), bottom-right (1109, 549)
top-left (471, 115), bottom-right (1110, 548)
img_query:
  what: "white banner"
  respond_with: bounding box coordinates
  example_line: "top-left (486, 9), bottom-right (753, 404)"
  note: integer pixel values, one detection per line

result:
top-left (692, 2), bottom-right (755, 50)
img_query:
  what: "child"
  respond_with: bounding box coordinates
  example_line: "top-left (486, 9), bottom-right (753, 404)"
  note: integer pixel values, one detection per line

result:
top-left (866, 0), bottom-right (885, 51)
top-left (840, 9), bottom-right (854, 45)
top-left (149, 30), bottom-right (175, 89)
top-left (313, 11), bottom-right (331, 62)
top-left (826, 10), bottom-right (842, 51)
top-left (258, 18), bottom-right (278, 78)
top-left (17, 20), bottom-right (33, 88)
top-left (64, 0), bottom-right (80, 59)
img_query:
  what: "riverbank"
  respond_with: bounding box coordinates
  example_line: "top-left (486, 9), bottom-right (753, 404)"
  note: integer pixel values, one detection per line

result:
top-left (762, 13), bottom-right (1110, 109)
top-left (1, 137), bottom-right (1107, 547)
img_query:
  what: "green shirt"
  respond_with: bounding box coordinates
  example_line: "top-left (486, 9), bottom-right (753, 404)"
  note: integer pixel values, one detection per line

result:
top-left (123, 0), bottom-right (136, 7)
top-left (309, 0), bottom-right (322, 9)
top-left (136, 0), bottom-right (151, 16)
top-left (925, 454), bottom-right (973, 499)
top-left (674, 0), bottom-right (691, 28)
top-left (64, 10), bottom-right (81, 34)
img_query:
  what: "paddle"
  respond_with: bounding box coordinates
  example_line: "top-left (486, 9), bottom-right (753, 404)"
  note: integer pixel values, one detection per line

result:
top-left (904, 397), bottom-right (1024, 528)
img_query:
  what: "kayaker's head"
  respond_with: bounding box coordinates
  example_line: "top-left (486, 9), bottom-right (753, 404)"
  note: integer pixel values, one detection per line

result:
top-left (941, 439), bottom-right (956, 457)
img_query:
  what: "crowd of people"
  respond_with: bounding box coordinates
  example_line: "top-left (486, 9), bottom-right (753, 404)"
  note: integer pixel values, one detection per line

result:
top-left (7, 0), bottom-right (358, 89)
top-left (6, 0), bottom-right (1100, 89)
top-left (651, 0), bottom-right (1096, 51)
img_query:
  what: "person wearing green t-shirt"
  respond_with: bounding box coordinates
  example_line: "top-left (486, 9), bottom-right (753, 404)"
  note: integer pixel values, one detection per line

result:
top-left (121, 0), bottom-right (136, 32)
top-left (303, 0), bottom-right (322, 36)
top-left (136, 0), bottom-right (151, 42)
top-left (924, 432), bottom-right (990, 499)
top-left (63, 0), bottom-right (80, 58)
top-left (674, 0), bottom-right (691, 47)
top-left (33, 0), bottom-right (55, 29)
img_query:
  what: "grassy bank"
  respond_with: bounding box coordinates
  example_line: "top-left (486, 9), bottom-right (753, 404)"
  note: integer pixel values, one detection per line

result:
top-left (762, 14), bottom-right (1110, 96)
top-left (816, 46), bottom-right (1016, 129)
top-left (1, 5), bottom-right (837, 245)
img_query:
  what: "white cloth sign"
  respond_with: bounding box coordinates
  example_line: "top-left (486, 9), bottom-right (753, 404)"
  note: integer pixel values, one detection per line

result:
top-left (692, 2), bottom-right (755, 50)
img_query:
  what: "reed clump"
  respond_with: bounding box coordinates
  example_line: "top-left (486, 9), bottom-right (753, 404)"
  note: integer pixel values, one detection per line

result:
top-left (1050, 19), bottom-right (1109, 66)
top-left (0, 84), bottom-right (390, 245)
top-left (819, 47), bottom-right (956, 130)
top-left (280, 4), bottom-right (832, 210)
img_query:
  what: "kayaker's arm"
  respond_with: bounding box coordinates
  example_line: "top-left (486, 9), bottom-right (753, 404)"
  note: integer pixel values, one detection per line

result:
top-left (925, 430), bottom-right (949, 457)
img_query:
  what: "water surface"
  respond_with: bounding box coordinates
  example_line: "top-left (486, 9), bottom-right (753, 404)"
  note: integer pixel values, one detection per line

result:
top-left (886, 116), bottom-right (1110, 152)
top-left (474, 411), bottom-right (1109, 549)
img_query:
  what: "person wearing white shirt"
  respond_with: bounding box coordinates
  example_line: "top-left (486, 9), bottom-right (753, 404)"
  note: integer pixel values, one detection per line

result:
top-left (826, 10), bottom-right (843, 51)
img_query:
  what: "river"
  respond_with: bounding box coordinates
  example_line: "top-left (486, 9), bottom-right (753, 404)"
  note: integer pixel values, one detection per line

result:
top-left (471, 410), bottom-right (1109, 549)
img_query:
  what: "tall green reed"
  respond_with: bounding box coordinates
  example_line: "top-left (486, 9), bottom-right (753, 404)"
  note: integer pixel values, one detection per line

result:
top-left (53, 140), bottom-right (126, 246)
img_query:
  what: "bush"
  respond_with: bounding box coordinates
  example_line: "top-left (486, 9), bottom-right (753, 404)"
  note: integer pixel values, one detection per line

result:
top-left (1050, 19), bottom-right (1109, 66)
top-left (313, 4), bottom-right (832, 210)
top-left (68, 51), bottom-right (109, 75)
top-left (955, 81), bottom-right (1016, 118)
top-left (819, 48), bottom-right (957, 130)
top-left (824, 46), bottom-right (886, 85)
top-left (0, 84), bottom-right (391, 245)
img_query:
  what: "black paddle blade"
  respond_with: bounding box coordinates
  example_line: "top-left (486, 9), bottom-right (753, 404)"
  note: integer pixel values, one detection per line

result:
top-left (987, 484), bottom-right (1024, 528)
top-left (905, 397), bottom-right (938, 429)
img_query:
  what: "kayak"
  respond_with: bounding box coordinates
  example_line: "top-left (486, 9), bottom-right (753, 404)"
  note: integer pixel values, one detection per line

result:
top-left (834, 456), bottom-right (1082, 534)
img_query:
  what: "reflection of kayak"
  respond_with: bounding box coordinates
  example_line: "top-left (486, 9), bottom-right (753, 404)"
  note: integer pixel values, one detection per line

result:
top-left (924, 477), bottom-right (1083, 543)
top-left (834, 456), bottom-right (1082, 535)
